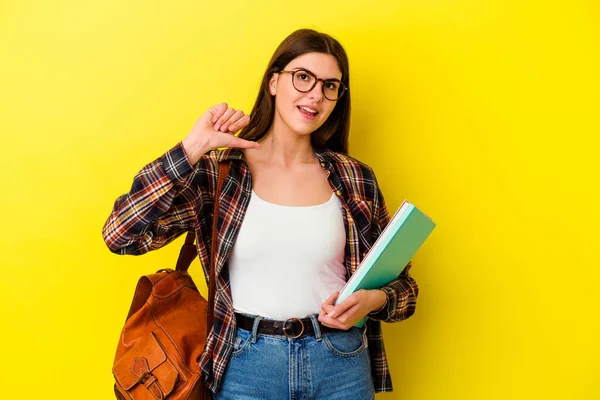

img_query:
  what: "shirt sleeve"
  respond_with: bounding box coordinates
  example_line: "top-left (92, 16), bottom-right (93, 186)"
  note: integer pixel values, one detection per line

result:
top-left (367, 182), bottom-right (420, 322)
top-left (101, 141), bottom-right (209, 255)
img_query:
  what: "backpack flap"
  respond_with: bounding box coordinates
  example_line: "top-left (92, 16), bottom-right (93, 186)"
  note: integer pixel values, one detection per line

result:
top-left (113, 332), bottom-right (179, 398)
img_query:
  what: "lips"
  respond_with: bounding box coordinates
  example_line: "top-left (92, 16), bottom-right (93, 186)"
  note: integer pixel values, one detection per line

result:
top-left (297, 105), bottom-right (319, 119)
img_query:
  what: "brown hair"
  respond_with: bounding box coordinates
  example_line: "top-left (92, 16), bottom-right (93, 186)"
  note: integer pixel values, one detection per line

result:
top-left (238, 29), bottom-right (351, 154)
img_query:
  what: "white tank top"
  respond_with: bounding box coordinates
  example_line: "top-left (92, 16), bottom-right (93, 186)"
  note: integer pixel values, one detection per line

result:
top-left (228, 190), bottom-right (347, 320)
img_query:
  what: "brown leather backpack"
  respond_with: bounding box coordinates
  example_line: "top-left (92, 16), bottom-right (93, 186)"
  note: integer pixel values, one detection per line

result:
top-left (112, 161), bottom-right (230, 400)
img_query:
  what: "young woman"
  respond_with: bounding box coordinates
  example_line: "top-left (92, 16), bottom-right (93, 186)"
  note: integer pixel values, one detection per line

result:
top-left (103, 29), bottom-right (419, 399)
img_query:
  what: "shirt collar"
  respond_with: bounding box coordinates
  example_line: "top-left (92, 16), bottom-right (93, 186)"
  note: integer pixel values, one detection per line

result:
top-left (217, 147), bottom-right (245, 162)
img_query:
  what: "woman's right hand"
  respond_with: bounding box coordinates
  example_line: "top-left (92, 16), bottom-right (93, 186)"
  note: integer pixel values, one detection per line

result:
top-left (182, 102), bottom-right (260, 164)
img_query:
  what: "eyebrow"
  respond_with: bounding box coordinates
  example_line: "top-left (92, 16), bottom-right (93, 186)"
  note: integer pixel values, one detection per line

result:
top-left (291, 67), bottom-right (342, 82)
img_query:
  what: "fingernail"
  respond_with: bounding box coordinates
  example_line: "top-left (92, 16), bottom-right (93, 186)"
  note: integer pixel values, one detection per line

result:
top-left (214, 124), bottom-right (220, 130)
top-left (222, 125), bottom-right (228, 131)
top-left (328, 311), bottom-right (336, 318)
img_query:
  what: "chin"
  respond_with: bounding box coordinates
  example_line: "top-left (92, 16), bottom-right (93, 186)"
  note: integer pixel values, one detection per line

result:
top-left (292, 126), bottom-right (318, 136)
top-left (291, 120), bottom-right (326, 136)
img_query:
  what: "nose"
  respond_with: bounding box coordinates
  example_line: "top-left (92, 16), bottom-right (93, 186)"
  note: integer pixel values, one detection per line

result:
top-left (307, 80), bottom-right (324, 102)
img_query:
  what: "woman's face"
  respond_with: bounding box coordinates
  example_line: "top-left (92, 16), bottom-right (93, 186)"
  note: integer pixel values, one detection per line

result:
top-left (269, 52), bottom-right (342, 137)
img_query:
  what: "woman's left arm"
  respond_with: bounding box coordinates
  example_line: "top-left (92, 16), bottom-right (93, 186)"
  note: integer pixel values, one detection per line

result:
top-left (319, 263), bottom-right (417, 329)
top-left (366, 261), bottom-right (418, 322)
top-left (366, 183), bottom-right (419, 323)
top-left (319, 178), bottom-right (419, 329)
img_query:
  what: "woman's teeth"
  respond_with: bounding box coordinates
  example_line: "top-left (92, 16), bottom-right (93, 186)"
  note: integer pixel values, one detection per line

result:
top-left (299, 106), bottom-right (317, 114)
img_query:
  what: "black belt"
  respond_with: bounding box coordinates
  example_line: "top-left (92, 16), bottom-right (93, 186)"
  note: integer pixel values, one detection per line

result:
top-left (235, 312), bottom-right (343, 339)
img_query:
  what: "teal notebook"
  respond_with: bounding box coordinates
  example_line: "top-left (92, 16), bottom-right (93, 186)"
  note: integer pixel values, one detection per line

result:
top-left (335, 200), bottom-right (436, 328)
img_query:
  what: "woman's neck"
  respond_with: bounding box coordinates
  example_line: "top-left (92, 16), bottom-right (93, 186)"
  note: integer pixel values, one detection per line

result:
top-left (255, 126), bottom-right (317, 168)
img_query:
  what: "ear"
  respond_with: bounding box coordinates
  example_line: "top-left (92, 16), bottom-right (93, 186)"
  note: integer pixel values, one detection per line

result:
top-left (269, 73), bottom-right (278, 95)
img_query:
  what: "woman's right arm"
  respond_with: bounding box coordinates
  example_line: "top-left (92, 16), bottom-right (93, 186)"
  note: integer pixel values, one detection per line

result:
top-left (101, 102), bottom-right (259, 255)
top-left (102, 142), bottom-right (208, 255)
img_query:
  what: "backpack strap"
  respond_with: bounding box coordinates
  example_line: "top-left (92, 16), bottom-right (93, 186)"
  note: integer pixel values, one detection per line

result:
top-left (207, 160), bottom-right (230, 330)
top-left (174, 160), bottom-right (231, 332)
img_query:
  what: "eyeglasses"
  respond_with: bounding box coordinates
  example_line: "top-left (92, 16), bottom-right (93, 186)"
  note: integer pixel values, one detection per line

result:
top-left (279, 69), bottom-right (347, 101)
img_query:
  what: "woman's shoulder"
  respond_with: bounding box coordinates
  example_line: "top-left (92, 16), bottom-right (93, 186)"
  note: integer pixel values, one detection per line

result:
top-left (318, 149), bottom-right (377, 180)
top-left (198, 147), bottom-right (242, 168)
top-left (185, 148), bottom-right (236, 192)
top-left (318, 149), bottom-right (382, 203)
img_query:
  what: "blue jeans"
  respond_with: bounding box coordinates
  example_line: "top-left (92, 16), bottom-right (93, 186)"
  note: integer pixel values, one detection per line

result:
top-left (215, 314), bottom-right (375, 400)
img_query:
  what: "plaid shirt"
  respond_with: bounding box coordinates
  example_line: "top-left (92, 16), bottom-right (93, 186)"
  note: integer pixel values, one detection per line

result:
top-left (103, 142), bottom-right (419, 394)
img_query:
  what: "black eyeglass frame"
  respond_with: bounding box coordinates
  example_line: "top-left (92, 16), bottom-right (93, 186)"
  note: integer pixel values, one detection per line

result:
top-left (278, 69), bottom-right (347, 101)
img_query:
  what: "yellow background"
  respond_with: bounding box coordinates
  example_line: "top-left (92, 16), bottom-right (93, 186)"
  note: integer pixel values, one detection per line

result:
top-left (1, 0), bottom-right (598, 399)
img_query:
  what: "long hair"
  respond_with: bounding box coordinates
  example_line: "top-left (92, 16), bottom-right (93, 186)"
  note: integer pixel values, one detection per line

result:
top-left (238, 29), bottom-right (351, 154)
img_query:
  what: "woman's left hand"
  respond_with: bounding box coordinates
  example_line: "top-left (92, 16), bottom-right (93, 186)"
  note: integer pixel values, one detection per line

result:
top-left (318, 289), bottom-right (387, 330)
